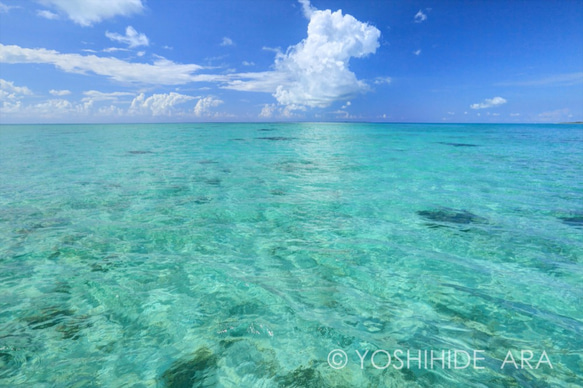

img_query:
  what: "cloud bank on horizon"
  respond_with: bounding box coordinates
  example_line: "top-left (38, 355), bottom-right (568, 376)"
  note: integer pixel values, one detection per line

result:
top-left (0, 0), bottom-right (581, 122)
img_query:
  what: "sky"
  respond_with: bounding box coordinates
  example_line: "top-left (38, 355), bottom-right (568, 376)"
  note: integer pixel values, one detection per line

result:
top-left (0, 0), bottom-right (582, 123)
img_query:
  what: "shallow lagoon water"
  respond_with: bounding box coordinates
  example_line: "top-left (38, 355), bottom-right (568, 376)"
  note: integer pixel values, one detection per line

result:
top-left (0, 123), bottom-right (582, 387)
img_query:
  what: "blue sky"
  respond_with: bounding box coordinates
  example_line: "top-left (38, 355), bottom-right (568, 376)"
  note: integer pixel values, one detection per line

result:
top-left (0, 0), bottom-right (582, 123)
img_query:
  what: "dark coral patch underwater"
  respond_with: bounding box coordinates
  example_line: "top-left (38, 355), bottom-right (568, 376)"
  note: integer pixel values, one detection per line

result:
top-left (417, 208), bottom-right (488, 225)
top-left (437, 142), bottom-right (480, 147)
top-left (256, 137), bottom-right (296, 141)
top-left (127, 150), bottom-right (154, 154)
top-left (161, 347), bottom-right (218, 388)
top-left (557, 215), bottom-right (583, 228)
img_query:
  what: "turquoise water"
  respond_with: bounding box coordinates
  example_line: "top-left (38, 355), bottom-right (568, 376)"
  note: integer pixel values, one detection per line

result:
top-left (0, 123), bottom-right (582, 387)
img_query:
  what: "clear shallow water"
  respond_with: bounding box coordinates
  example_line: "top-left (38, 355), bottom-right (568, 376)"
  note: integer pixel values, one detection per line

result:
top-left (0, 122), bottom-right (582, 387)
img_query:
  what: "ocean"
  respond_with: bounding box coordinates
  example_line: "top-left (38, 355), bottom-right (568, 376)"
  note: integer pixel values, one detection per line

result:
top-left (0, 122), bottom-right (582, 387)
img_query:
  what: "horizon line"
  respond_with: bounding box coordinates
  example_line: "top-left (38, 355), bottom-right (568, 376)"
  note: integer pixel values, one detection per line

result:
top-left (1, 121), bottom-right (581, 126)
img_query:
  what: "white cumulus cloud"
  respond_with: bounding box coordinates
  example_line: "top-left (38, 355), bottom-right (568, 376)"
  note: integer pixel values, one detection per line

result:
top-left (341, 101), bottom-right (351, 109)
top-left (374, 77), bottom-right (392, 85)
top-left (2, 91), bottom-right (197, 121)
top-left (414, 10), bottom-right (427, 23)
top-left (103, 47), bottom-right (130, 53)
top-left (220, 37), bottom-right (234, 47)
top-left (258, 103), bottom-right (305, 119)
top-left (37, 9), bottom-right (59, 20)
top-left (34, 98), bottom-right (75, 114)
top-left (1, 101), bottom-right (22, 114)
top-left (3, 98), bottom-right (86, 120)
top-left (130, 92), bottom-right (195, 116)
top-left (224, 0), bottom-right (380, 109)
top-left (298, 0), bottom-right (315, 17)
top-left (82, 90), bottom-right (134, 102)
top-left (106, 26), bottom-right (149, 48)
top-left (38, 0), bottom-right (144, 26)
top-left (194, 96), bottom-right (224, 117)
top-left (0, 79), bottom-right (33, 100)
top-left (259, 103), bottom-right (276, 118)
top-left (49, 89), bottom-right (70, 96)
top-left (470, 96), bottom-right (507, 109)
